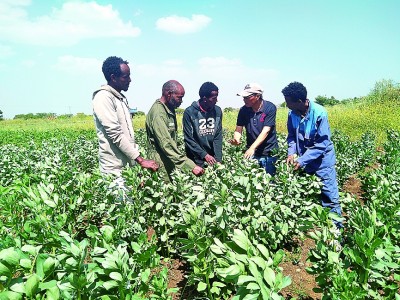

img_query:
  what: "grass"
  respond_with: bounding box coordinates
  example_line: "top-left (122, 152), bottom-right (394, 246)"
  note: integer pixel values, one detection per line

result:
top-left (1, 80), bottom-right (399, 144)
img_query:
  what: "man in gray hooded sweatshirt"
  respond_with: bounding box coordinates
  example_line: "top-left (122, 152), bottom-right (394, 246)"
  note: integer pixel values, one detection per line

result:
top-left (92, 56), bottom-right (158, 194)
top-left (183, 82), bottom-right (223, 167)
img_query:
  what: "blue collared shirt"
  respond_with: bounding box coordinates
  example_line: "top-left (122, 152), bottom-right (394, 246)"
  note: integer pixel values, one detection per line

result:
top-left (287, 101), bottom-right (336, 173)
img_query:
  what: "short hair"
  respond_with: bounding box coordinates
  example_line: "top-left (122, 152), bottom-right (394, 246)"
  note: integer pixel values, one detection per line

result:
top-left (282, 82), bottom-right (307, 101)
top-left (102, 56), bottom-right (128, 82)
top-left (199, 82), bottom-right (218, 98)
top-left (162, 80), bottom-right (181, 95)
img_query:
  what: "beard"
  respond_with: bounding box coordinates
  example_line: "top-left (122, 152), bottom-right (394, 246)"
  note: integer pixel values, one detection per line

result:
top-left (170, 97), bottom-right (182, 109)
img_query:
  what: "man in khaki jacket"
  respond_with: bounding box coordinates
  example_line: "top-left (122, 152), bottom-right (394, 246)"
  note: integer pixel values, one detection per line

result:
top-left (146, 80), bottom-right (204, 181)
top-left (93, 56), bottom-right (158, 194)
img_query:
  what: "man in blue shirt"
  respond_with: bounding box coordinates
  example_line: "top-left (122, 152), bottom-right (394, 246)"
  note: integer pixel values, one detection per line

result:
top-left (230, 83), bottom-right (278, 176)
top-left (282, 82), bottom-right (343, 228)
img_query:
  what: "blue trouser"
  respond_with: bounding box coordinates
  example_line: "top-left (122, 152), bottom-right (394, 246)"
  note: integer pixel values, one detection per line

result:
top-left (253, 155), bottom-right (277, 176)
top-left (314, 166), bottom-right (343, 228)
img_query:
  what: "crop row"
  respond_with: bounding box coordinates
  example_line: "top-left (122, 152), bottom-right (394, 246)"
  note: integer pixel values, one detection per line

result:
top-left (0, 129), bottom-right (398, 299)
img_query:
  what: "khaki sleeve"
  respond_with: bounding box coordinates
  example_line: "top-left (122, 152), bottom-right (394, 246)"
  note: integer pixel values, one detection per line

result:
top-left (150, 114), bottom-right (196, 172)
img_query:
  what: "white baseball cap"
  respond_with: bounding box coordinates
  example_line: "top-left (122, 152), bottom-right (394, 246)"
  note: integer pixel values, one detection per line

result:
top-left (237, 83), bottom-right (264, 97)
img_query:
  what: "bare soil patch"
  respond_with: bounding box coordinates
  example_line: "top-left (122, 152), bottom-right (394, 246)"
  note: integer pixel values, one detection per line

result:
top-left (280, 237), bottom-right (321, 299)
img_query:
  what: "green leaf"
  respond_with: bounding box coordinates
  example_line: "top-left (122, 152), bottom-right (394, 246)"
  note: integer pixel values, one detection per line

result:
top-left (92, 247), bottom-right (108, 256)
top-left (216, 264), bottom-right (241, 278)
top-left (101, 226), bottom-right (114, 243)
top-left (21, 245), bottom-right (41, 256)
top-left (46, 286), bottom-right (60, 300)
top-left (43, 257), bottom-right (56, 275)
top-left (256, 244), bottom-right (270, 260)
top-left (10, 282), bottom-right (25, 294)
top-left (197, 281), bottom-right (207, 292)
top-left (273, 250), bottom-right (285, 266)
top-left (25, 274), bottom-right (40, 297)
top-left (216, 207), bottom-right (223, 218)
top-left (103, 280), bottom-right (119, 290)
top-left (0, 248), bottom-right (20, 266)
top-left (241, 292), bottom-right (260, 300)
top-left (159, 217), bottom-right (166, 226)
top-left (232, 229), bottom-right (251, 251)
top-left (66, 257), bottom-right (78, 267)
top-left (19, 259), bottom-right (32, 269)
top-left (250, 256), bottom-right (266, 270)
top-left (280, 276), bottom-right (292, 289)
top-left (39, 280), bottom-right (57, 290)
top-left (328, 251), bottom-right (339, 264)
top-left (44, 199), bottom-right (57, 208)
top-left (237, 275), bottom-right (256, 285)
top-left (210, 244), bottom-right (224, 255)
top-left (109, 272), bottom-right (123, 282)
top-left (0, 291), bottom-right (23, 300)
top-left (0, 262), bottom-right (11, 277)
top-left (246, 282), bottom-right (260, 290)
top-left (141, 268), bottom-right (150, 282)
top-left (212, 281), bottom-right (226, 288)
top-left (263, 267), bottom-right (276, 287)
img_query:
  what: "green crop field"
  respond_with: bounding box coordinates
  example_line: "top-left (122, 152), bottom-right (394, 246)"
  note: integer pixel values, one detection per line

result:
top-left (0, 80), bottom-right (399, 299)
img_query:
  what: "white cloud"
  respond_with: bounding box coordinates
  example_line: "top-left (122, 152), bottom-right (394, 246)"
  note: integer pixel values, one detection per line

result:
top-left (0, 1), bottom-right (141, 46)
top-left (53, 55), bottom-right (102, 73)
top-left (156, 14), bottom-right (211, 34)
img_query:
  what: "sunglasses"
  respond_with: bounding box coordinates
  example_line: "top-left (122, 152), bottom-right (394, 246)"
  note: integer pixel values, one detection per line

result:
top-left (243, 94), bottom-right (256, 100)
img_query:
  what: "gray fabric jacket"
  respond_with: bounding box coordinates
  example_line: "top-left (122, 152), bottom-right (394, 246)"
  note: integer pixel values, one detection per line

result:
top-left (92, 85), bottom-right (140, 176)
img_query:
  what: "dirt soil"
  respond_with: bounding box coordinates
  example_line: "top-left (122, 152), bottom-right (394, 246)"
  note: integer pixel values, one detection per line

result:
top-left (280, 238), bottom-right (321, 300)
top-left (157, 175), bottom-right (364, 300)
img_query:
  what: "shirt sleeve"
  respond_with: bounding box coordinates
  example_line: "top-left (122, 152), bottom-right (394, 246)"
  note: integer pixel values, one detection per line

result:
top-left (183, 109), bottom-right (208, 159)
top-left (150, 113), bottom-right (196, 172)
top-left (93, 92), bottom-right (140, 162)
top-left (263, 103), bottom-right (276, 127)
top-left (236, 107), bottom-right (246, 127)
top-left (213, 109), bottom-right (223, 162)
top-left (287, 113), bottom-right (297, 156)
top-left (297, 115), bottom-right (331, 167)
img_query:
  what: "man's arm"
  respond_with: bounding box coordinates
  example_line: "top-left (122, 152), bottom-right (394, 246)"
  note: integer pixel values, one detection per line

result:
top-left (230, 126), bottom-right (243, 145)
top-left (93, 93), bottom-right (140, 161)
top-left (213, 111), bottom-right (223, 162)
top-left (287, 113), bottom-right (297, 157)
top-left (150, 115), bottom-right (196, 172)
top-left (244, 126), bottom-right (271, 158)
top-left (296, 116), bottom-right (332, 168)
top-left (134, 156), bottom-right (158, 171)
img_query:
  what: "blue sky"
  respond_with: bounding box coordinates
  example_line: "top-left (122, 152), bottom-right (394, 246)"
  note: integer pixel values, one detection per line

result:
top-left (0, 0), bottom-right (399, 119)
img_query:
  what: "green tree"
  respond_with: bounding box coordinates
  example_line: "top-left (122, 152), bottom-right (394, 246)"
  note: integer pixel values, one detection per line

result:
top-left (223, 107), bottom-right (238, 113)
top-left (0, 109), bottom-right (3, 120)
top-left (315, 95), bottom-right (339, 106)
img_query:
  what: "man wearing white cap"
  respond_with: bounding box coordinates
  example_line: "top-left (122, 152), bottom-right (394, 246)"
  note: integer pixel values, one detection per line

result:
top-left (229, 83), bottom-right (278, 175)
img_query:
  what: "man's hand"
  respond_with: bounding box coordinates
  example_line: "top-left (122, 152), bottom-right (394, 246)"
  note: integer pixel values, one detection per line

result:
top-left (286, 155), bottom-right (301, 170)
top-left (286, 154), bottom-right (296, 165)
top-left (204, 154), bottom-right (217, 165)
top-left (229, 138), bottom-right (241, 146)
top-left (192, 165), bottom-right (205, 176)
top-left (136, 157), bottom-right (159, 171)
top-left (244, 148), bottom-right (255, 159)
